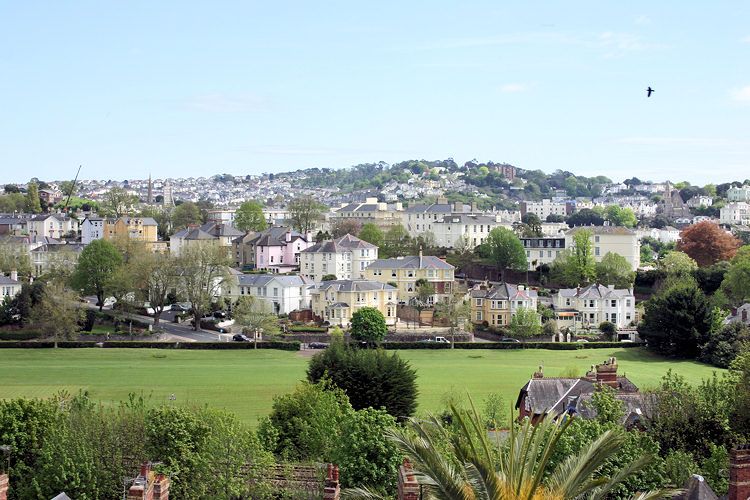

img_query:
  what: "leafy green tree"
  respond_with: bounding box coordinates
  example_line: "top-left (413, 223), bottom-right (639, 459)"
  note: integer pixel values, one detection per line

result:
top-left (509, 306), bottom-right (541, 338)
top-left (520, 213), bottom-right (543, 237)
top-left (288, 196), bottom-right (325, 234)
top-left (25, 181), bottom-right (42, 213)
top-left (658, 251), bottom-right (698, 279)
top-left (171, 201), bottom-right (202, 230)
top-left (29, 284), bottom-right (86, 347)
top-left (0, 192), bottom-right (27, 212)
top-left (349, 306), bottom-right (388, 343)
top-left (331, 218), bottom-right (363, 238)
top-left (259, 381), bottom-right (353, 461)
top-left (720, 247), bottom-right (750, 305)
top-left (307, 343), bottom-right (418, 420)
top-left (433, 290), bottom-right (471, 345)
top-left (567, 208), bottom-right (605, 226)
top-left (485, 227), bottom-right (527, 281)
top-left (382, 224), bottom-right (411, 258)
top-left (599, 321), bottom-right (617, 340)
top-left (698, 322), bottom-right (750, 368)
top-left (552, 229), bottom-right (596, 286)
top-left (71, 239), bottom-right (123, 311)
top-left (132, 251), bottom-right (180, 325)
top-left (233, 295), bottom-right (280, 336)
top-left (596, 252), bottom-right (635, 288)
top-left (101, 186), bottom-right (138, 217)
top-left (176, 242), bottom-right (231, 330)
top-left (234, 200), bottom-right (267, 232)
top-left (0, 239), bottom-right (33, 278)
top-left (331, 408), bottom-right (402, 492)
top-left (358, 223), bottom-right (384, 248)
top-left (605, 205), bottom-right (638, 228)
top-left (640, 281), bottom-right (712, 357)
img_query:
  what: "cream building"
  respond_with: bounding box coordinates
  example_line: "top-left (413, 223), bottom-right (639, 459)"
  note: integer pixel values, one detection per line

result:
top-left (565, 226), bottom-right (640, 271)
top-left (432, 214), bottom-right (514, 248)
top-left (469, 282), bottom-right (538, 328)
top-left (520, 199), bottom-right (573, 220)
top-left (364, 252), bottom-right (455, 304)
top-left (720, 202), bottom-right (750, 226)
top-left (310, 279), bottom-right (398, 326)
top-left (27, 214), bottom-right (78, 240)
top-left (300, 234), bottom-right (378, 282)
top-left (727, 185), bottom-right (750, 202)
top-left (332, 197), bottom-right (403, 229)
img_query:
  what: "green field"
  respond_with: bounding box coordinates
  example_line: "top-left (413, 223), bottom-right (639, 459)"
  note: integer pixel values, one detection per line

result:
top-left (0, 348), bottom-right (722, 424)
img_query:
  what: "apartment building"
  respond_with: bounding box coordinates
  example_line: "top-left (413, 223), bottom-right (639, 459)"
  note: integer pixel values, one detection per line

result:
top-left (228, 274), bottom-right (313, 315)
top-left (469, 282), bottom-right (538, 328)
top-left (519, 237), bottom-right (566, 270)
top-left (300, 234), bottom-right (378, 282)
top-left (553, 284), bottom-right (636, 329)
top-left (364, 252), bottom-right (455, 304)
top-left (432, 214), bottom-right (514, 248)
top-left (104, 217), bottom-right (158, 243)
top-left (520, 199), bottom-right (574, 220)
top-left (310, 279), bottom-right (397, 327)
top-left (332, 197), bottom-right (403, 229)
top-left (565, 226), bottom-right (640, 271)
top-left (727, 185), bottom-right (750, 202)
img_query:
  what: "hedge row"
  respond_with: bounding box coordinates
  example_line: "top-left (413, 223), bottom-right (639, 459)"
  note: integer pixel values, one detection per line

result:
top-left (287, 326), bottom-right (328, 333)
top-left (382, 341), bottom-right (643, 350)
top-left (0, 331), bottom-right (42, 340)
top-left (0, 340), bottom-right (301, 350)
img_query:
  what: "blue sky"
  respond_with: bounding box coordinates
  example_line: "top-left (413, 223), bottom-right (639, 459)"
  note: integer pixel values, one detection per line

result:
top-left (1, 1), bottom-right (749, 184)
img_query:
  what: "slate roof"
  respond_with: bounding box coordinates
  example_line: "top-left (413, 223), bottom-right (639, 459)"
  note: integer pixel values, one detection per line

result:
top-left (566, 225), bottom-right (636, 236)
top-left (315, 279), bottom-right (397, 293)
top-left (120, 217), bottom-right (158, 226)
top-left (436, 214), bottom-right (498, 225)
top-left (404, 203), bottom-right (455, 214)
top-left (367, 255), bottom-right (454, 270)
top-left (300, 234), bottom-right (377, 254)
top-left (236, 274), bottom-right (311, 287)
top-left (557, 284), bottom-right (633, 299)
top-left (172, 227), bottom-right (216, 240)
top-left (0, 275), bottom-right (20, 285)
top-left (200, 222), bottom-right (244, 237)
top-left (470, 283), bottom-right (538, 300)
top-left (248, 227), bottom-right (307, 247)
top-left (31, 243), bottom-right (85, 253)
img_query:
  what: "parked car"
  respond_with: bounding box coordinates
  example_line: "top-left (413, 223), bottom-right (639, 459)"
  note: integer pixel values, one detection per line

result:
top-left (170, 303), bottom-right (191, 312)
top-left (213, 311), bottom-right (227, 319)
top-left (309, 342), bottom-right (329, 349)
top-left (498, 338), bottom-right (521, 343)
top-left (434, 336), bottom-right (450, 344)
top-left (576, 338), bottom-right (589, 343)
top-left (232, 333), bottom-right (252, 342)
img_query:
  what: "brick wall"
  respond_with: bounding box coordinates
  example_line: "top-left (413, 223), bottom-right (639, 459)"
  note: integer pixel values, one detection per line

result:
top-left (398, 459), bottom-right (421, 500)
top-left (0, 474), bottom-right (8, 500)
top-left (730, 445), bottom-right (750, 500)
top-left (323, 464), bottom-right (340, 500)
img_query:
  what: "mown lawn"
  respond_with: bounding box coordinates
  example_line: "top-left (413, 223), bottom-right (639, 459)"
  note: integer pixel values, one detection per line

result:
top-left (0, 348), bottom-right (722, 424)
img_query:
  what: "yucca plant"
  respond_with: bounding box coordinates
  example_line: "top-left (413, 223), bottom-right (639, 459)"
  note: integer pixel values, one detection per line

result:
top-left (344, 402), bottom-right (670, 500)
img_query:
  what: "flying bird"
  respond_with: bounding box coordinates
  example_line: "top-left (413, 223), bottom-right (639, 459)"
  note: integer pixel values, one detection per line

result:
top-left (647, 87), bottom-right (654, 97)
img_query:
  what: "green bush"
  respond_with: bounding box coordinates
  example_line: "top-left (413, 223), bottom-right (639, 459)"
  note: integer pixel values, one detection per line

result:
top-left (287, 326), bottom-right (328, 333)
top-left (381, 341), bottom-right (640, 350)
top-left (0, 330), bottom-right (41, 340)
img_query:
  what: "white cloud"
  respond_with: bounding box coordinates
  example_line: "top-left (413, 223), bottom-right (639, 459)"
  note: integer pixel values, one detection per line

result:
top-left (731, 86), bottom-right (750, 102)
top-left (634, 15), bottom-right (652, 25)
top-left (499, 83), bottom-right (527, 93)
top-left (595, 32), bottom-right (668, 58)
top-left (741, 35), bottom-right (750, 43)
top-left (184, 93), bottom-right (269, 113)
top-left (617, 137), bottom-right (748, 147)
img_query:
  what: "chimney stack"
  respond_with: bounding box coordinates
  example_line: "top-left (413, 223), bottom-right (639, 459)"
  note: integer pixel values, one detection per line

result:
top-left (729, 445), bottom-right (750, 500)
top-left (595, 357), bottom-right (619, 388)
top-left (9, 270), bottom-right (17, 282)
top-left (323, 464), bottom-right (340, 500)
top-left (127, 462), bottom-right (170, 500)
top-left (398, 459), bottom-right (421, 500)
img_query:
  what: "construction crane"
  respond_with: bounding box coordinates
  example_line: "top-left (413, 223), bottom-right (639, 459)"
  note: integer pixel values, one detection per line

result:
top-left (62, 165), bottom-right (82, 212)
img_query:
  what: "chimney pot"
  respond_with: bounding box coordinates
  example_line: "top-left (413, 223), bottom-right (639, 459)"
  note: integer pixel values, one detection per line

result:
top-left (729, 445), bottom-right (750, 500)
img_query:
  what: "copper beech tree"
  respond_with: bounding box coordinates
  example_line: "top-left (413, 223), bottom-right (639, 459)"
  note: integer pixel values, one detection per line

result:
top-left (677, 221), bottom-right (740, 267)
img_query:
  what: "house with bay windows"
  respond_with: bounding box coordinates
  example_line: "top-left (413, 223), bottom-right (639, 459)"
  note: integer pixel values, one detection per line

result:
top-left (469, 282), bottom-right (538, 327)
top-left (310, 279), bottom-right (397, 327)
top-left (552, 284), bottom-right (635, 329)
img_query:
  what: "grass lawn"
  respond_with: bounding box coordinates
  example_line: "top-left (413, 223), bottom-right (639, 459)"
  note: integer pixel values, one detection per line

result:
top-left (0, 348), bottom-right (722, 425)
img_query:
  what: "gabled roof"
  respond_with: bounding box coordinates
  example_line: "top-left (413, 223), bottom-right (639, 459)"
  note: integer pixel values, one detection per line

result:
top-left (557, 284), bottom-right (633, 299)
top-left (119, 217), bottom-right (157, 226)
top-left (566, 225), bottom-right (635, 236)
top-left (248, 227), bottom-right (307, 247)
top-left (300, 234), bottom-right (377, 254)
top-left (236, 274), bottom-right (312, 287)
top-left (404, 203), bottom-right (454, 214)
top-left (366, 255), bottom-right (454, 270)
top-left (470, 283), bottom-right (538, 300)
top-left (314, 279), bottom-right (396, 293)
top-left (0, 275), bottom-right (20, 285)
top-left (200, 222), bottom-right (244, 237)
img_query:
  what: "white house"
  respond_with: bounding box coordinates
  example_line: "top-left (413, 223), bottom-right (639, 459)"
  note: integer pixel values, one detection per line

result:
top-left (727, 185), bottom-right (750, 202)
top-left (228, 274), bottom-right (313, 315)
top-left (432, 214), bottom-right (513, 248)
top-left (81, 216), bottom-right (105, 244)
top-left (27, 214), bottom-right (77, 240)
top-left (0, 271), bottom-right (22, 299)
top-left (636, 226), bottom-right (681, 244)
top-left (520, 199), bottom-right (573, 220)
top-left (720, 202), bottom-right (750, 226)
top-left (310, 279), bottom-right (398, 327)
top-left (553, 284), bottom-right (636, 329)
top-left (299, 234), bottom-right (378, 282)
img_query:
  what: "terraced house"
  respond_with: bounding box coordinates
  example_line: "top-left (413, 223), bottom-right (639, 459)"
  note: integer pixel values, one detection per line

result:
top-left (364, 251), bottom-right (455, 304)
top-left (552, 284), bottom-right (636, 329)
top-left (310, 279), bottom-right (397, 326)
top-left (299, 234), bottom-right (378, 282)
top-left (469, 282), bottom-right (538, 327)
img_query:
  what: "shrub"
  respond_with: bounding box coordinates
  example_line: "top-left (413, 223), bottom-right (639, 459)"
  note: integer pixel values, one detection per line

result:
top-left (599, 321), bottom-right (616, 340)
top-left (349, 307), bottom-right (388, 344)
top-left (699, 322), bottom-right (750, 368)
top-left (307, 343), bottom-right (418, 419)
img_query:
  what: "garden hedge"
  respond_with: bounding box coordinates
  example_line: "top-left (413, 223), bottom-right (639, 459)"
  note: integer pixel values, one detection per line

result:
top-left (0, 331), bottom-right (42, 340)
top-left (0, 340), bottom-right (301, 350)
top-left (382, 341), bottom-right (643, 350)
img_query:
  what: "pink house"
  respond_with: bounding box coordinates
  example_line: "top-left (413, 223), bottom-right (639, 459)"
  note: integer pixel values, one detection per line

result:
top-left (248, 226), bottom-right (314, 273)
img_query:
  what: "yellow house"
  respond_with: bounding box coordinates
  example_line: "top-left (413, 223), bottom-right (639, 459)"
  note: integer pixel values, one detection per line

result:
top-left (364, 251), bottom-right (455, 304)
top-left (469, 282), bottom-right (539, 328)
top-left (105, 217), bottom-right (158, 243)
top-left (310, 279), bottom-right (398, 327)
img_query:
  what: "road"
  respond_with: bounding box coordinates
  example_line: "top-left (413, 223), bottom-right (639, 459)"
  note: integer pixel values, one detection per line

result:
top-left (83, 298), bottom-right (222, 342)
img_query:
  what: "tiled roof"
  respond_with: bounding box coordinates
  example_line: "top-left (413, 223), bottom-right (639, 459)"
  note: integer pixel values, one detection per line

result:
top-left (300, 233), bottom-right (377, 254)
top-left (366, 255), bottom-right (454, 270)
top-left (249, 227), bottom-right (307, 247)
top-left (557, 284), bottom-right (633, 299)
top-left (315, 279), bottom-right (396, 293)
top-left (200, 222), bottom-right (244, 237)
top-left (566, 225), bottom-right (636, 236)
top-left (0, 275), bottom-right (20, 285)
top-left (236, 274), bottom-right (311, 287)
top-left (470, 283), bottom-right (538, 300)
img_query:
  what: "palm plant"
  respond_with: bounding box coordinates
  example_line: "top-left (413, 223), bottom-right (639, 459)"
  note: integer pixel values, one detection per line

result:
top-left (344, 402), bottom-right (668, 500)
